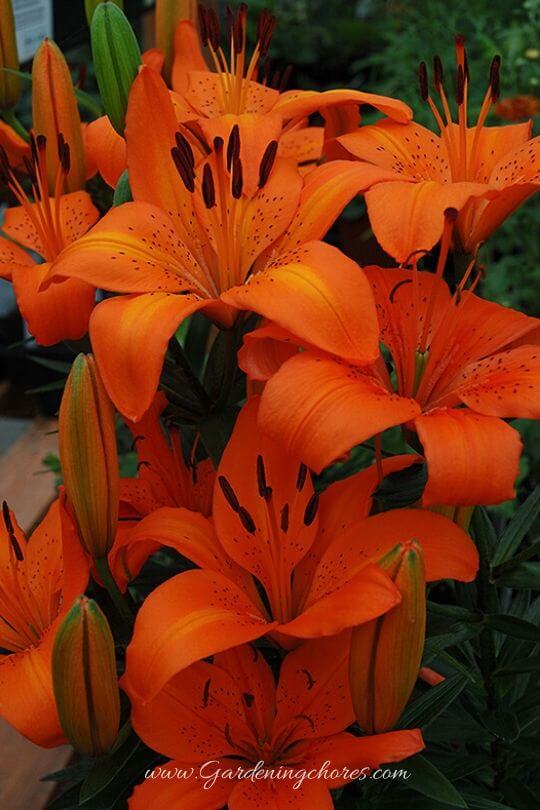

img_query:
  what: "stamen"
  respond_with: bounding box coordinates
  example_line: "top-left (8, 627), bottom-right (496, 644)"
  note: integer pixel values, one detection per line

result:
top-left (231, 157), bottom-right (243, 199)
top-left (171, 146), bottom-right (195, 192)
top-left (198, 4), bottom-right (209, 47)
top-left (301, 669), bottom-right (315, 690)
top-left (257, 9), bottom-right (276, 59)
top-left (303, 493), bottom-right (319, 526)
top-left (202, 163), bottom-right (216, 209)
top-left (202, 678), bottom-right (211, 707)
top-left (279, 64), bottom-right (293, 92)
top-left (389, 278), bottom-right (413, 303)
top-left (206, 7), bottom-right (221, 51)
top-left (256, 454), bottom-right (272, 500)
top-left (433, 56), bottom-right (444, 90)
top-left (258, 140), bottom-right (278, 188)
top-left (455, 65), bottom-right (464, 106)
top-left (226, 124), bottom-right (240, 171)
top-left (418, 61), bottom-right (428, 101)
top-left (2, 501), bottom-right (23, 562)
top-left (175, 132), bottom-right (195, 170)
top-left (489, 55), bottom-right (501, 103)
top-left (238, 506), bottom-right (256, 533)
top-left (218, 475), bottom-right (240, 512)
top-left (296, 463), bottom-right (307, 491)
top-left (280, 504), bottom-right (289, 533)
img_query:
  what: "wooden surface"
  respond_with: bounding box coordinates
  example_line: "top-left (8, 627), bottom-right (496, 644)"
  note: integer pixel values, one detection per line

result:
top-left (0, 417), bottom-right (72, 809)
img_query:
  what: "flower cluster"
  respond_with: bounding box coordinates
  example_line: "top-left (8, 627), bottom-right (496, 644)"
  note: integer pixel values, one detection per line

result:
top-left (0, 2), bottom-right (538, 808)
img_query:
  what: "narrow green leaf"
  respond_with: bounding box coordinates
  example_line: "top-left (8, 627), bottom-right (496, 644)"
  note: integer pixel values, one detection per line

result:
top-left (485, 614), bottom-right (540, 641)
top-left (492, 485), bottom-right (540, 566)
top-left (398, 673), bottom-right (468, 730)
top-left (79, 732), bottom-right (140, 803)
top-left (494, 562), bottom-right (540, 589)
top-left (405, 755), bottom-right (468, 807)
top-left (495, 655), bottom-right (540, 675)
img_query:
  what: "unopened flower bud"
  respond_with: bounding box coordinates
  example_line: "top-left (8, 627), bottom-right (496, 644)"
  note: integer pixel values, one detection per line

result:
top-left (91, 2), bottom-right (142, 135)
top-left (349, 540), bottom-right (426, 733)
top-left (59, 354), bottom-right (119, 558)
top-left (156, 0), bottom-right (198, 82)
top-left (0, 0), bottom-right (21, 110)
top-left (52, 596), bottom-right (120, 756)
top-left (31, 38), bottom-right (86, 192)
top-left (85, 0), bottom-right (123, 26)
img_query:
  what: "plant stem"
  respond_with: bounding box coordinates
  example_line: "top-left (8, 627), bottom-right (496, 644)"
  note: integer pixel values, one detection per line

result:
top-left (94, 556), bottom-right (134, 632)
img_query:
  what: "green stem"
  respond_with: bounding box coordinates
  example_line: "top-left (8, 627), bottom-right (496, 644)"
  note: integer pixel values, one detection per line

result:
top-left (1, 109), bottom-right (30, 142)
top-left (94, 556), bottom-right (134, 632)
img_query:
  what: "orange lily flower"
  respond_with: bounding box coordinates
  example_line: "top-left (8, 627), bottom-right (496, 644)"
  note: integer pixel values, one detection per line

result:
top-left (44, 63), bottom-right (400, 420)
top-left (0, 135), bottom-right (98, 345)
top-left (328, 39), bottom-right (539, 260)
top-left (120, 398), bottom-right (477, 705)
top-left (123, 637), bottom-right (424, 809)
top-left (120, 393), bottom-right (215, 518)
top-left (248, 253), bottom-right (540, 505)
top-left (0, 495), bottom-right (88, 747)
top-left (0, 120), bottom-right (29, 167)
top-left (108, 394), bottom-right (215, 590)
top-left (170, 7), bottom-right (412, 134)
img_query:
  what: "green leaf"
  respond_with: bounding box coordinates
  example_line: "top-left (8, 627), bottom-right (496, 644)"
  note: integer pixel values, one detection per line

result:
top-left (494, 562), bottom-right (540, 589)
top-left (460, 796), bottom-right (513, 810)
top-left (29, 355), bottom-right (72, 374)
top-left (485, 614), bottom-right (540, 641)
top-left (491, 485), bottom-right (540, 566)
top-left (495, 655), bottom-right (540, 675)
top-left (423, 624), bottom-right (483, 661)
top-left (405, 755), bottom-right (467, 807)
top-left (427, 602), bottom-right (481, 621)
top-left (398, 673), bottom-right (468, 730)
top-left (373, 460), bottom-right (427, 509)
top-left (500, 777), bottom-right (540, 810)
top-left (79, 730), bottom-right (140, 803)
top-left (198, 407), bottom-right (240, 467)
top-left (480, 710), bottom-right (520, 742)
top-left (112, 170), bottom-right (132, 206)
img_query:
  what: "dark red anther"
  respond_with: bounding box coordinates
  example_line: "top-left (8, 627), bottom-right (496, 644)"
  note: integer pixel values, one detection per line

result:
top-left (278, 64), bottom-right (293, 92)
top-left (202, 678), bottom-right (211, 707)
top-left (257, 9), bottom-right (276, 59)
top-left (455, 64), bottom-right (464, 105)
top-left (2, 501), bottom-right (23, 562)
top-left (296, 463), bottom-right (307, 491)
top-left (303, 492), bottom-right (319, 526)
top-left (269, 69), bottom-right (281, 89)
top-left (463, 48), bottom-right (470, 83)
top-left (433, 55), bottom-right (444, 89)
top-left (489, 55), bottom-right (501, 103)
top-left (206, 7), bottom-right (221, 51)
top-left (226, 124), bottom-right (240, 171)
top-left (258, 139), bottom-right (278, 187)
top-left (238, 506), bottom-right (256, 533)
top-left (36, 133), bottom-right (47, 152)
top-left (57, 133), bottom-right (65, 162)
top-left (280, 503), bottom-right (289, 533)
top-left (213, 135), bottom-right (224, 154)
top-left (418, 61), bottom-right (428, 101)
top-left (256, 454), bottom-right (272, 500)
top-left (232, 4), bottom-right (247, 53)
top-left (231, 157), bottom-right (243, 199)
top-left (202, 162), bottom-right (216, 209)
top-left (198, 4), bottom-right (209, 47)
top-left (444, 207), bottom-right (458, 223)
top-left (218, 475), bottom-right (240, 512)
top-left (171, 147), bottom-right (195, 192)
top-left (23, 156), bottom-right (37, 186)
top-left (175, 131), bottom-right (195, 170)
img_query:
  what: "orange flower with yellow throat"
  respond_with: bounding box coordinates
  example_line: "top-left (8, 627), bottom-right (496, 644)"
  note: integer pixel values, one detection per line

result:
top-left (44, 62), bottom-right (402, 421)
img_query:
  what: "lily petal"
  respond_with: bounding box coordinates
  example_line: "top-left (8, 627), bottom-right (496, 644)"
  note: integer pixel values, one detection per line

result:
top-left (416, 407), bottom-right (523, 506)
top-left (89, 292), bottom-right (211, 420)
top-left (223, 242), bottom-right (380, 365)
top-left (124, 569), bottom-right (272, 703)
top-left (258, 352), bottom-right (420, 473)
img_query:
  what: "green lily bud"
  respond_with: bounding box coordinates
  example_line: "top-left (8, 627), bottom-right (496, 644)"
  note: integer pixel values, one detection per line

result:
top-left (0, 0), bottom-right (21, 110)
top-left (59, 354), bottom-right (119, 558)
top-left (91, 2), bottom-right (141, 135)
top-left (85, 0), bottom-right (123, 26)
top-left (52, 596), bottom-right (120, 756)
